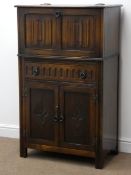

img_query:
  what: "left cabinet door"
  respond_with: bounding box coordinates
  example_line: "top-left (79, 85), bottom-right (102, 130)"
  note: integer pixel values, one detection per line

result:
top-left (24, 82), bottom-right (59, 146)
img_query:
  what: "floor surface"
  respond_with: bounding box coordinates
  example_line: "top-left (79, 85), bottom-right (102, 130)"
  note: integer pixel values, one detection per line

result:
top-left (0, 137), bottom-right (131, 175)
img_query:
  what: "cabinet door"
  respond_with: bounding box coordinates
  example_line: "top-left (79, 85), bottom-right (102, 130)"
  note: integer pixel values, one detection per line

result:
top-left (25, 82), bottom-right (59, 146)
top-left (59, 84), bottom-right (97, 150)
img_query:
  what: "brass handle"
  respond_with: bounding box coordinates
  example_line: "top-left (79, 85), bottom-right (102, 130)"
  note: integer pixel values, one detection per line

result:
top-left (32, 67), bottom-right (40, 76)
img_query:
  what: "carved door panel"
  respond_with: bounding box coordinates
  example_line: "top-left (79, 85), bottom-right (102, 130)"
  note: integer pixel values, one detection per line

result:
top-left (25, 82), bottom-right (59, 146)
top-left (61, 9), bottom-right (101, 56)
top-left (59, 84), bottom-right (97, 150)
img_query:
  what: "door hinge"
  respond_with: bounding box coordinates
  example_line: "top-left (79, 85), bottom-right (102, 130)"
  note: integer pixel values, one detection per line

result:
top-left (23, 129), bottom-right (27, 138)
top-left (92, 94), bottom-right (99, 101)
top-left (23, 87), bottom-right (29, 97)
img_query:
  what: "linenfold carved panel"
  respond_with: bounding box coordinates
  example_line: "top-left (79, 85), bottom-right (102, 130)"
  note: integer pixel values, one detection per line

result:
top-left (24, 62), bottom-right (97, 82)
top-left (62, 16), bottom-right (96, 50)
top-left (25, 14), bottom-right (56, 48)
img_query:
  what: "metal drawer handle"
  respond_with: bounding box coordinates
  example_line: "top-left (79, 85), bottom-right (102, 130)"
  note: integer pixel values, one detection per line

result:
top-left (53, 115), bottom-right (58, 122)
top-left (59, 115), bottom-right (64, 122)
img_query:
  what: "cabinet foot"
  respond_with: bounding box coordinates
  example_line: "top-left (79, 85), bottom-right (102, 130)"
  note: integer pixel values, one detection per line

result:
top-left (110, 149), bottom-right (118, 155)
top-left (95, 151), bottom-right (104, 169)
top-left (20, 147), bottom-right (27, 158)
top-left (95, 157), bottom-right (104, 169)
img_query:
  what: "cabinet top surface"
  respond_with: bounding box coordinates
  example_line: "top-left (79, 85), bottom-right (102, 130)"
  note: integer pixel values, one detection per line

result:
top-left (15, 4), bottom-right (122, 8)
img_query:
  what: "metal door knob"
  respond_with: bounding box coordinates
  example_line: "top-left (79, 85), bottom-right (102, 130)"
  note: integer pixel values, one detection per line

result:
top-left (32, 67), bottom-right (40, 76)
top-left (80, 72), bottom-right (87, 79)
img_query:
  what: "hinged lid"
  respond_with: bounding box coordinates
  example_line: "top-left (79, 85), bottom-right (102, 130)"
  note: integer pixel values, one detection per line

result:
top-left (14, 4), bottom-right (123, 8)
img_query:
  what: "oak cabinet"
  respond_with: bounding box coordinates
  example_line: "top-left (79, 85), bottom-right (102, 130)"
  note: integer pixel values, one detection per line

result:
top-left (15, 4), bottom-right (122, 169)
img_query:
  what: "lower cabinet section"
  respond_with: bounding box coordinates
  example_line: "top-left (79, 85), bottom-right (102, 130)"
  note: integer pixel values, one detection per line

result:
top-left (22, 82), bottom-right (97, 150)
top-left (20, 57), bottom-right (119, 169)
top-left (20, 81), bottom-right (103, 166)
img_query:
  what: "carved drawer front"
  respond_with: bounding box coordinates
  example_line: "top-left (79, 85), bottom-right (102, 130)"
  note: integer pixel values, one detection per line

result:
top-left (24, 61), bottom-right (97, 83)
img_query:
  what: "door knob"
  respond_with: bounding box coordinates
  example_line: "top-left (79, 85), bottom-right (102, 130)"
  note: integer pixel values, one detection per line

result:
top-left (32, 67), bottom-right (40, 76)
top-left (80, 72), bottom-right (87, 79)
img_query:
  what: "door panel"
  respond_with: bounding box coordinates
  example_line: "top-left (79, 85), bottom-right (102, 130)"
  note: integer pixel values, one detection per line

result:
top-left (59, 84), bottom-right (97, 150)
top-left (25, 82), bottom-right (58, 146)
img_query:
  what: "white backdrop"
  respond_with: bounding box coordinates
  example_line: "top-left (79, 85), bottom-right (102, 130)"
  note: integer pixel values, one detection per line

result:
top-left (0, 0), bottom-right (131, 152)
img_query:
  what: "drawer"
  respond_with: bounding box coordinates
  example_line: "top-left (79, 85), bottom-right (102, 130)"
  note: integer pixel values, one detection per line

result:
top-left (24, 61), bottom-right (97, 83)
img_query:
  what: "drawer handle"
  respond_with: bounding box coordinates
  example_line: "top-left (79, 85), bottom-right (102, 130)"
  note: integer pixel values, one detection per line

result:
top-left (59, 115), bottom-right (64, 122)
top-left (80, 72), bottom-right (87, 79)
top-left (53, 115), bottom-right (58, 122)
top-left (32, 67), bottom-right (40, 76)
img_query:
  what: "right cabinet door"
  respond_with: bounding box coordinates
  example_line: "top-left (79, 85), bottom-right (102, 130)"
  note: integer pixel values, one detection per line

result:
top-left (59, 84), bottom-right (97, 150)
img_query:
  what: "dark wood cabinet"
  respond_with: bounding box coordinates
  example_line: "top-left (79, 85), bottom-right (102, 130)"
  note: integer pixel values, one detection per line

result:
top-left (15, 4), bottom-right (122, 169)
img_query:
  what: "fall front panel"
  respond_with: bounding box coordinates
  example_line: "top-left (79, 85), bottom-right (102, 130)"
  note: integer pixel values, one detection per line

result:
top-left (18, 8), bottom-right (101, 57)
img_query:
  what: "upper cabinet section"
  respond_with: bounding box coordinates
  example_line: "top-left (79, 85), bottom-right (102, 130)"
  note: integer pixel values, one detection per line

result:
top-left (16, 6), bottom-right (121, 58)
top-left (17, 8), bottom-right (101, 57)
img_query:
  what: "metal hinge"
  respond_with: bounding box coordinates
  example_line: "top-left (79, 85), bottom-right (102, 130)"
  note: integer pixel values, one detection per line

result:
top-left (23, 129), bottom-right (27, 138)
top-left (92, 94), bottom-right (99, 101)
